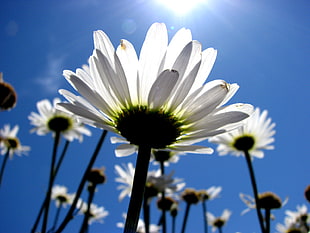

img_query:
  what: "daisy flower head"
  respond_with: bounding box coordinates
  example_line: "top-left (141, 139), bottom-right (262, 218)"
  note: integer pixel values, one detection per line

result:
top-left (79, 202), bottom-right (109, 224)
top-left (58, 22), bottom-right (253, 155)
top-left (117, 214), bottom-right (161, 233)
top-left (0, 124), bottom-right (30, 158)
top-left (51, 185), bottom-right (75, 208)
top-left (0, 72), bottom-right (17, 111)
top-left (28, 98), bottom-right (91, 142)
top-left (198, 186), bottom-right (222, 202)
top-left (206, 209), bottom-right (232, 232)
top-left (210, 107), bottom-right (275, 159)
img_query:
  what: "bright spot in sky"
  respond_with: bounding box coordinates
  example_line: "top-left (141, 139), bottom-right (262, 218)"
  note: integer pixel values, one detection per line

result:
top-left (157, 0), bottom-right (207, 15)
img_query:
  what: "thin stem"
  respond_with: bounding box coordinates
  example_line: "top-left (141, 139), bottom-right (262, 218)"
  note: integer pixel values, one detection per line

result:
top-left (180, 203), bottom-right (191, 233)
top-left (41, 131), bottom-right (61, 233)
top-left (171, 215), bottom-right (176, 233)
top-left (218, 226), bottom-right (223, 233)
top-left (265, 208), bottom-right (270, 233)
top-left (143, 197), bottom-right (150, 233)
top-left (0, 149), bottom-right (10, 186)
top-left (123, 145), bottom-right (151, 233)
top-left (31, 140), bottom-right (70, 233)
top-left (48, 204), bottom-right (62, 233)
top-left (202, 200), bottom-right (208, 233)
top-left (160, 161), bottom-right (166, 233)
top-left (55, 130), bottom-right (107, 233)
top-left (243, 150), bottom-right (266, 233)
top-left (54, 140), bottom-right (70, 176)
top-left (79, 184), bottom-right (96, 233)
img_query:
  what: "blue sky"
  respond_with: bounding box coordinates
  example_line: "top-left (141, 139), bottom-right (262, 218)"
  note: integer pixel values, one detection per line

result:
top-left (1, 0), bottom-right (309, 232)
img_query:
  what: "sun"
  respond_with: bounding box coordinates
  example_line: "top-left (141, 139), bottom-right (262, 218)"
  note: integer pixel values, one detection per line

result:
top-left (157, 0), bottom-right (207, 15)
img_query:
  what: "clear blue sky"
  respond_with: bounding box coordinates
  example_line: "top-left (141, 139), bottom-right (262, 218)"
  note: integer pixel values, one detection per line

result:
top-left (1, 0), bottom-right (309, 232)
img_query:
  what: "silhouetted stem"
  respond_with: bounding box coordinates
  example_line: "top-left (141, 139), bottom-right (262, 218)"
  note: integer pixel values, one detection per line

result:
top-left (0, 149), bottom-right (10, 186)
top-left (180, 203), bottom-right (191, 233)
top-left (218, 226), bottom-right (223, 233)
top-left (31, 140), bottom-right (70, 233)
top-left (160, 161), bottom-right (166, 233)
top-left (265, 208), bottom-right (270, 233)
top-left (42, 131), bottom-right (61, 233)
top-left (143, 198), bottom-right (150, 233)
top-left (202, 200), bottom-right (208, 233)
top-left (124, 145), bottom-right (151, 233)
top-left (55, 130), bottom-right (107, 233)
top-left (79, 184), bottom-right (96, 233)
top-left (244, 150), bottom-right (266, 233)
top-left (171, 215), bottom-right (176, 233)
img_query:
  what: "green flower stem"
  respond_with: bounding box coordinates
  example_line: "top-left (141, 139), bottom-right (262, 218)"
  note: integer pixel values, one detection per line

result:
top-left (31, 140), bottom-right (70, 233)
top-left (42, 131), bottom-right (61, 233)
top-left (243, 150), bottom-right (266, 233)
top-left (202, 200), bottom-right (208, 233)
top-left (265, 208), bottom-right (270, 233)
top-left (180, 203), bottom-right (191, 233)
top-left (0, 149), bottom-right (10, 186)
top-left (124, 145), bottom-right (151, 233)
top-left (79, 184), bottom-right (97, 233)
top-left (55, 130), bottom-right (107, 233)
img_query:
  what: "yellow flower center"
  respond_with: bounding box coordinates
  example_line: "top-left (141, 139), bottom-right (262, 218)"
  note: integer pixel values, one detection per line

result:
top-left (233, 135), bottom-right (255, 151)
top-left (115, 106), bottom-right (183, 148)
top-left (47, 115), bottom-right (72, 133)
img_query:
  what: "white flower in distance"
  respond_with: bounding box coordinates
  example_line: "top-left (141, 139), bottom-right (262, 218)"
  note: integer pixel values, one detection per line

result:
top-left (114, 163), bottom-right (185, 202)
top-left (206, 209), bottom-right (232, 232)
top-left (209, 108), bottom-right (275, 158)
top-left (0, 124), bottom-right (30, 158)
top-left (51, 185), bottom-right (75, 208)
top-left (79, 202), bottom-right (109, 224)
top-left (28, 98), bottom-right (91, 142)
top-left (58, 22), bottom-right (253, 155)
top-left (117, 215), bottom-right (161, 233)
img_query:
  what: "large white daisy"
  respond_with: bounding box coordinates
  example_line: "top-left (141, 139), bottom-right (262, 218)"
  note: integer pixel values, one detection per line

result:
top-left (209, 107), bottom-right (275, 158)
top-left (28, 98), bottom-right (91, 142)
top-left (58, 22), bottom-right (252, 155)
top-left (0, 124), bottom-right (30, 158)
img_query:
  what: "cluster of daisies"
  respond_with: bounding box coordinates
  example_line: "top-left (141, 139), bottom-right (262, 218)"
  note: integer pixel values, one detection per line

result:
top-left (1, 22), bottom-right (309, 233)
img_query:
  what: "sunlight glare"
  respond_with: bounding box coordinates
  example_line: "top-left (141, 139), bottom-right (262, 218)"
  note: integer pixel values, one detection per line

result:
top-left (157, 0), bottom-right (207, 15)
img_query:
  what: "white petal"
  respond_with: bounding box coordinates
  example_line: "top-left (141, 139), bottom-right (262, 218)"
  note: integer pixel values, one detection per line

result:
top-left (117, 39), bottom-right (139, 103)
top-left (148, 69), bottom-right (179, 109)
top-left (115, 144), bottom-right (137, 157)
top-left (169, 145), bottom-right (213, 154)
top-left (138, 23), bottom-right (168, 102)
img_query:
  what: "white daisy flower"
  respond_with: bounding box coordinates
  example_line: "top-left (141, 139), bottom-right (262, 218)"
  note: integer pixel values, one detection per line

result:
top-left (206, 209), bottom-right (232, 232)
top-left (117, 214), bottom-right (161, 233)
top-left (0, 124), bottom-right (30, 158)
top-left (57, 22), bottom-right (253, 155)
top-left (198, 186), bottom-right (222, 201)
top-left (51, 185), bottom-right (75, 208)
top-left (209, 107), bottom-right (275, 158)
top-left (276, 205), bottom-right (310, 233)
top-left (28, 98), bottom-right (91, 142)
top-left (114, 162), bottom-right (185, 202)
top-left (79, 202), bottom-right (109, 224)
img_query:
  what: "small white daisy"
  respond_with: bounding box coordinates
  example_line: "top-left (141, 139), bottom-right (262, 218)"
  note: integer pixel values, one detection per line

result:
top-left (117, 214), bottom-right (161, 233)
top-left (79, 202), bottom-right (109, 224)
top-left (51, 185), bottom-right (75, 208)
top-left (198, 186), bottom-right (222, 201)
top-left (28, 98), bottom-right (91, 142)
top-left (114, 163), bottom-right (185, 202)
top-left (210, 107), bottom-right (275, 158)
top-left (0, 124), bottom-right (30, 158)
top-left (206, 209), bottom-right (232, 232)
